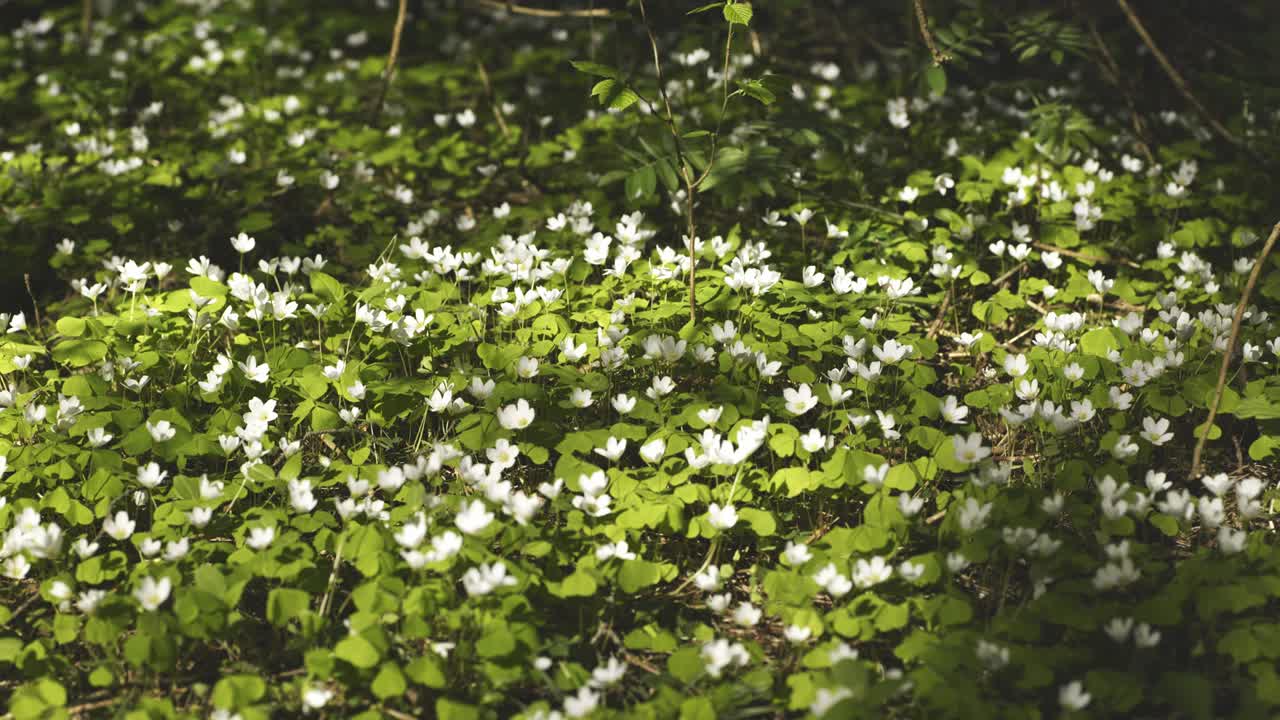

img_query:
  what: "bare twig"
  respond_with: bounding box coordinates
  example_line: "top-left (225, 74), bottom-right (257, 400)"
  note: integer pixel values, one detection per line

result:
top-left (475, 61), bottom-right (511, 137)
top-left (1001, 323), bottom-right (1039, 349)
top-left (69, 698), bottom-right (121, 717)
top-left (993, 261), bottom-right (1028, 289)
top-left (1190, 221), bottom-right (1280, 477)
top-left (926, 286), bottom-right (952, 339)
top-left (1033, 242), bottom-right (1140, 269)
top-left (371, 0), bottom-right (409, 124)
top-left (23, 274), bottom-right (44, 339)
top-left (911, 0), bottom-right (951, 65)
top-left (1115, 0), bottom-right (1240, 148)
top-left (318, 534), bottom-right (347, 618)
top-left (473, 0), bottom-right (613, 18)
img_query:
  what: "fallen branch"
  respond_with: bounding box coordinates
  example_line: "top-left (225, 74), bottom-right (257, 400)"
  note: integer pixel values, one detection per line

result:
top-left (473, 0), bottom-right (613, 18)
top-left (1190, 220), bottom-right (1280, 477)
top-left (1115, 0), bottom-right (1240, 148)
top-left (1033, 242), bottom-right (1140, 269)
top-left (68, 698), bottom-right (122, 718)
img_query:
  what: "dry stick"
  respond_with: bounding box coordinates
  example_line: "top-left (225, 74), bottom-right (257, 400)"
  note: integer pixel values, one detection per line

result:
top-left (69, 698), bottom-right (121, 717)
top-left (371, 0), bottom-right (409, 124)
top-left (318, 535), bottom-right (347, 618)
top-left (992, 261), bottom-right (1028, 289)
top-left (1033, 242), bottom-right (1140, 269)
top-left (1115, 0), bottom-right (1240, 148)
top-left (636, 0), bottom-right (699, 323)
top-left (475, 61), bottom-right (511, 138)
top-left (23, 274), bottom-right (43, 340)
top-left (926, 286), bottom-right (952, 339)
top-left (911, 0), bottom-right (951, 65)
top-left (1190, 220), bottom-right (1280, 477)
top-left (474, 0), bottom-right (612, 18)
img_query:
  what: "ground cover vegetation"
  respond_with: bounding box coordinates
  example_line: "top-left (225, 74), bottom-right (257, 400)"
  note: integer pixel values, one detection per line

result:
top-left (3, 0), bottom-right (1280, 717)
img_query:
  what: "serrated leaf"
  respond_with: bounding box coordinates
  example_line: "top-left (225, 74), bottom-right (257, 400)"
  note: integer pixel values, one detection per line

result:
top-left (737, 78), bottom-right (775, 105)
top-left (723, 2), bottom-right (753, 25)
top-left (570, 60), bottom-right (621, 79)
top-left (590, 79), bottom-right (640, 111)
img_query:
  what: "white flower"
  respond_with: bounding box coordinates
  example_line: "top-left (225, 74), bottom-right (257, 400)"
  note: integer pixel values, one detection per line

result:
top-left (731, 601), bottom-right (762, 627)
top-left (595, 541), bottom-right (636, 562)
top-left (1111, 434), bottom-right (1139, 459)
top-left (958, 497), bottom-right (993, 533)
top-left (952, 433), bottom-right (991, 465)
top-left (939, 395), bottom-right (968, 423)
top-left (1134, 622), bottom-right (1162, 648)
top-left (103, 510), bottom-right (135, 540)
top-left (134, 576), bottom-right (172, 611)
top-left (783, 541), bottom-right (812, 566)
top-left (813, 563), bottom-right (853, 597)
top-left (301, 685), bottom-right (333, 712)
top-left (701, 638), bottom-right (750, 677)
top-left (136, 462), bottom-right (168, 489)
top-left (853, 556), bottom-right (892, 588)
top-left (246, 526), bottom-right (276, 550)
top-left (1104, 617), bottom-right (1134, 643)
top-left (1058, 681), bottom-right (1091, 711)
top-left (1140, 416), bottom-right (1173, 445)
top-left (562, 686), bottom-right (599, 718)
top-left (238, 355), bottom-right (270, 383)
top-left (593, 437), bottom-right (627, 462)
top-left (4, 556), bottom-right (31, 579)
top-left (1217, 526), bottom-right (1247, 554)
top-left (188, 506), bottom-right (213, 527)
top-left (1200, 473), bottom-right (1233, 497)
top-left (455, 500), bottom-right (494, 535)
top-left (783, 384), bottom-right (819, 416)
top-left (462, 561), bottom-right (517, 596)
top-left (144, 418), bottom-right (175, 442)
top-left (898, 560), bottom-right (926, 581)
top-left (783, 625), bottom-right (812, 644)
top-left (799, 428), bottom-right (827, 453)
top-left (516, 356), bottom-right (540, 379)
top-left (1002, 353), bottom-right (1029, 378)
top-left (872, 339), bottom-right (912, 365)
top-left (639, 438), bottom-right (666, 464)
top-left (707, 503), bottom-right (738, 530)
top-left (496, 399), bottom-right (535, 430)
top-left (230, 232), bottom-right (255, 254)
top-left (693, 566), bottom-right (723, 592)
top-left (589, 657), bottom-right (627, 688)
top-left (810, 687), bottom-right (854, 718)
top-left (862, 463), bottom-right (889, 488)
